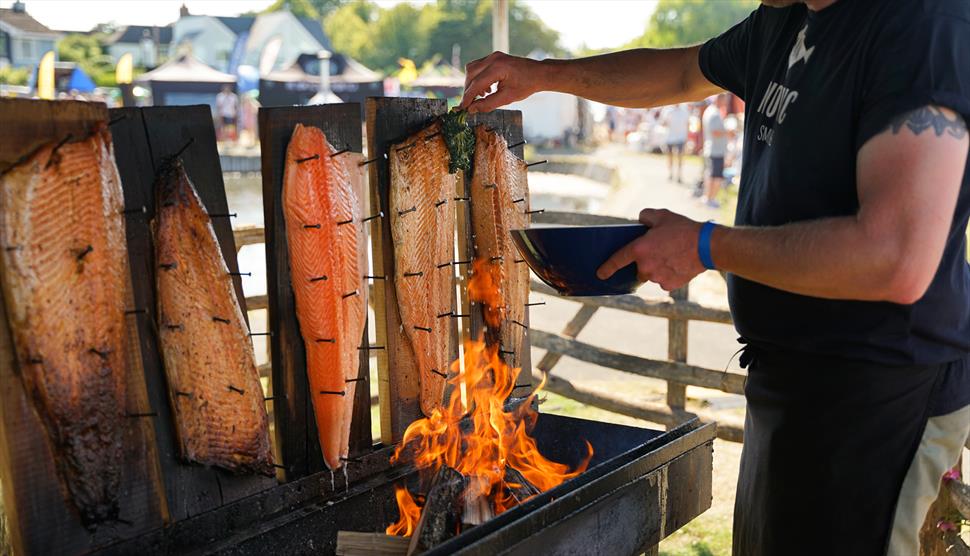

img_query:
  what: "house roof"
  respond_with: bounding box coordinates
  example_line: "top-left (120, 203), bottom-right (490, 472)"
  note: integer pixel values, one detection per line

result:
top-left (215, 16), bottom-right (255, 35)
top-left (108, 25), bottom-right (173, 45)
top-left (0, 7), bottom-right (59, 35)
top-left (297, 17), bottom-right (331, 51)
top-left (264, 55), bottom-right (382, 85)
top-left (136, 53), bottom-right (236, 84)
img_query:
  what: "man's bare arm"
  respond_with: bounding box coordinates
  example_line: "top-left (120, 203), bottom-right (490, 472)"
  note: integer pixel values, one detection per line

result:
top-left (596, 106), bottom-right (968, 302)
top-left (459, 47), bottom-right (721, 113)
top-left (711, 106), bottom-right (968, 302)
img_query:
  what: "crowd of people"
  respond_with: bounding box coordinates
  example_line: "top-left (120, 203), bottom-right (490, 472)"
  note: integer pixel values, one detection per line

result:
top-left (606, 94), bottom-right (743, 209)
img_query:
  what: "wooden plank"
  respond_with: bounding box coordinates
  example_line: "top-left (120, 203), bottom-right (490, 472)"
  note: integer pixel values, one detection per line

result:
top-left (666, 286), bottom-right (689, 413)
top-left (336, 531), bottom-right (409, 556)
top-left (0, 99), bottom-right (165, 554)
top-left (110, 105), bottom-right (275, 521)
top-left (365, 97), bottom-right (448, 444)
top-left (257, 104), bottom-right (368, 479)
top-left (465, 110), bottom-right (533, 397)
top-left (537, 371), bottom-right (744, 443)
top-left (535, 305), bottom-right (598, 374)
top-left (530, 279), bottom-right (734, 324)
top-left (530, 329), bottom-right (746, 395)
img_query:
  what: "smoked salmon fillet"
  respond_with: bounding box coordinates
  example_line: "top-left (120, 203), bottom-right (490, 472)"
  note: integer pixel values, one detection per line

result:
top-left (389, 121), bottom-right (456, 416)
top-left (469, 127), bottom-right (530, 364)
top-left (282, 124), bottom-right (367, 470)
top-left (154, 158), bottom-right (273, 475)
top-left (0, 127), bottom-right (128, 526)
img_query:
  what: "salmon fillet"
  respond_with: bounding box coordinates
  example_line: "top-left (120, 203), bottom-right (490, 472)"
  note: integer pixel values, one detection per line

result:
top-left (153, 158), bottom-right (273, 475)
top-left (0, 127), bottom-right (128, 526)
top-left (470, 127), bottom-right (530, 363)
top-left (389, 121), bottom-right (455, 416)
top-left (282, 124), bottom-right (367, 470)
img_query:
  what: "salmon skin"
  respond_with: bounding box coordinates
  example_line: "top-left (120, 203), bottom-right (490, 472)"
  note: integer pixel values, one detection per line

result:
top-left (154, 158), bottom-right (273, 475)
top-left (0, 127), bottom-right (128, 527)
top-left (469, 127), bottom-right (530, 363)
top-left (282, 124), bottom-right (367, 470)
top-left (389, 121), bottom-right (456, 416)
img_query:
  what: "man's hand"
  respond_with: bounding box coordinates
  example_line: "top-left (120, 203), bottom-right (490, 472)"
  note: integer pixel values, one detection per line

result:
top-left (597, 209), bottom-right (706, 292)
top-left (460, 52), bottom-right (543, 113)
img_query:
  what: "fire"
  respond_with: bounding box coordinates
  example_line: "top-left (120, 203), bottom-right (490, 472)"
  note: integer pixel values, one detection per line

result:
top-left (386, 258), bottom-right (593, 536)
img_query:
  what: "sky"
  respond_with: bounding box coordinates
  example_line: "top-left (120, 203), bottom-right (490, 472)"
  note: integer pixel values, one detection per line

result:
top-left (1, 0), bottom-right (656, 51)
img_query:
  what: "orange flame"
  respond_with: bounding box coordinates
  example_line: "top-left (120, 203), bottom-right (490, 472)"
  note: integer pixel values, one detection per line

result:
top-left (385, 258), bottom-right (593, 535)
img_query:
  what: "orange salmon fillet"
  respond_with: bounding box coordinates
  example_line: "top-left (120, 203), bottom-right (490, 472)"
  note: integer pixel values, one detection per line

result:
top-left (154, 158), bottom-right (274, 475)
top-left (389, 121), bottom-right (455, 416)
top-left (282, 124), bottom-right (367, 470)
top-left (469, 127), bottom-right (530, 363)
top-left (0, 127), bottom-right (128, 526)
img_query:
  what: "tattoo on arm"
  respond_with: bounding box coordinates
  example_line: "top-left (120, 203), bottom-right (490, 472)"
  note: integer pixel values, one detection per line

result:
top-left (887, 106), bottom-right (967, 138)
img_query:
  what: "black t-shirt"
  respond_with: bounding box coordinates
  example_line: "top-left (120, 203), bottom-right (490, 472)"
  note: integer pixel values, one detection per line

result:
top-left (698, 0), bottom-right (970, 412)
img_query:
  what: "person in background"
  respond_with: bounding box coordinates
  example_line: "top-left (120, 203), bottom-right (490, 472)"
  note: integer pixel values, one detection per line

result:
top-left (662, 102), bottom-right (690, 182)
top-left (215, 85), bottom-right (239, 142)
top-left (702, 94), bottom-right (730, 208)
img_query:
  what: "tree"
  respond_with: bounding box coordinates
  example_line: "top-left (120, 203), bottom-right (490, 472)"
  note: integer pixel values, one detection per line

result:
top-left (626, 0), bottom-right (758, 49)
top-left (57, 33), bottom-right (117, 86)
top-left (324, 0), bottom-right (562, 74)
top-left (262, 0), bottom-right (344, 19)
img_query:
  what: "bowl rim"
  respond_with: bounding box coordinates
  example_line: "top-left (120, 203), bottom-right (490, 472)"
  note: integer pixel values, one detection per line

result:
top-left (510, 223), bottom-right (646, 233)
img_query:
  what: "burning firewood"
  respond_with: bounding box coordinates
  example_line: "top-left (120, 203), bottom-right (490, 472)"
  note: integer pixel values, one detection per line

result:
top-left (504, 466), bottom-right (541, 504)
top-left (407, 466), bottom-right (467, 554)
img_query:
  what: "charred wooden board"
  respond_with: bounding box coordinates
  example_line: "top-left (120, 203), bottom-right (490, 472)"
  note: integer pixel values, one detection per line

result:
top-left (109, 105), bottom-right (275, 520)
top-left (365, 98), bottom-right (454, 443)
top-left (258, 104), bottom-right (371, 480)
top-left (463, 110), bottom-right (532, 398)
top-left (0, 98), bottom-right (165, 555)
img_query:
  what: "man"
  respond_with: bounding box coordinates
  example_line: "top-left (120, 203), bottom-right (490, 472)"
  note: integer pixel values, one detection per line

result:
top-left (460, 0), bottom-right (970, 554)
top-left (661, 102), bottom-right (690, 182)
top-left (702, 95), bottom-right (730, 207)
top-left (215, 85), bottom-right (238, 142)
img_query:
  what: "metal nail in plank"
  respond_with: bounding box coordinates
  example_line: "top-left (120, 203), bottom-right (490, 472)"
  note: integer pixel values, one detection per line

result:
top-left (296, 154), bottom-right (320, 164)
top-left (228, 385), bottom-right (245, 395)
top-left (398, 206), bottom-right (417, 216)
top-left (508, 140), bottom-right (526, 149)
top-left (414, 325), bottom-right (432, 333)
top-left (525, 160), bottom-right (547, 168)
top-left (173, 137), bottom-right (194, 158)
top-left (342, 290), bottom-right (359, 299)
top-left (319, 390), bottom-right (346, 396)
top-left (403, 271), bottom-right (423, 277)
top-left (229, 271), bottom-right (251, 276)
top-left (212, 316), bottom-right (230, 324)
top-left (304, 223), bottom-right (321, 229)
top-left (362, 211), bottom-right (383, 223)
top-left (309, 275), bottom-right (328, 282)
top-left (75, 245), bottom-right (94, 261)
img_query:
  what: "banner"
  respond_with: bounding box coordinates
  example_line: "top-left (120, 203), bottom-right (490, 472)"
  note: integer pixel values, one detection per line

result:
top-left (37, 50), bottom-right (55, 100)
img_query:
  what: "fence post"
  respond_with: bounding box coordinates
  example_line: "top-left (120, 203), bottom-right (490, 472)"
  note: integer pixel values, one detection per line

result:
top-left (666, 286), bottom-right (689, 420)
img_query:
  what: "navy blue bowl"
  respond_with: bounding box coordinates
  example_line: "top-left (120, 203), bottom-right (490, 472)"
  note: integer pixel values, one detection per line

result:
top-left (510, 224), bottom-right (648, 296)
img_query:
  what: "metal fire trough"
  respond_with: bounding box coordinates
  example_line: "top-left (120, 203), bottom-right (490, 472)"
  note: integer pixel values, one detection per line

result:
top-left (101, 415), bottom-right (714, 555)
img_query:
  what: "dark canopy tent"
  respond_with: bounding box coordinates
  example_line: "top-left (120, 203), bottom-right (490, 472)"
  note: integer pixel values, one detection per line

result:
top-left (136, 53), bottom-right (237, 109)
top-left (258, 52), bottom-right (382, 115)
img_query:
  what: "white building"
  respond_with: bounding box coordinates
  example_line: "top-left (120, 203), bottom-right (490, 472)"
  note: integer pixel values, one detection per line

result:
top-left (0, 1), bottom-right (61, 69)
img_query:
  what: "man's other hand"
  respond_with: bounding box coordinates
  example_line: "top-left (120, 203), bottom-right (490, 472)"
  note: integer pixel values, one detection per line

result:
top-left (460, 52), bottom-right (542, 113)
top-left (597, 209), bottom-right (706, 292)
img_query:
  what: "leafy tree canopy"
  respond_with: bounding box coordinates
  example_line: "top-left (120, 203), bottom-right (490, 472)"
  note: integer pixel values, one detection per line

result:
top-left (57, 33), bottom-right (118, 87)
top-left (326, 0), bottom-right (562, 74)
top-left (262, 0), bottom-right (344, 19)
top-left (626, 0), bottom-right (758, 48)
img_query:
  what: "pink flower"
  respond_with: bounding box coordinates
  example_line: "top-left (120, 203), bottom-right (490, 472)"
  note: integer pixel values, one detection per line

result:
top-left (937, 519), bottom-right (958, 532)
top-left (942, 468), bottom-right (962, 483)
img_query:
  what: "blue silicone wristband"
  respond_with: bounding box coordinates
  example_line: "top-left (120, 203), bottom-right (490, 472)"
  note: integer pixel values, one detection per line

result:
top-left (698, 220), bottom-right (717, 270)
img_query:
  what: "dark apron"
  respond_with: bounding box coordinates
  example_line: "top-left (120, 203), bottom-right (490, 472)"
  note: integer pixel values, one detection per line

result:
top-left (732, 345), bottom-right (944, 556)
